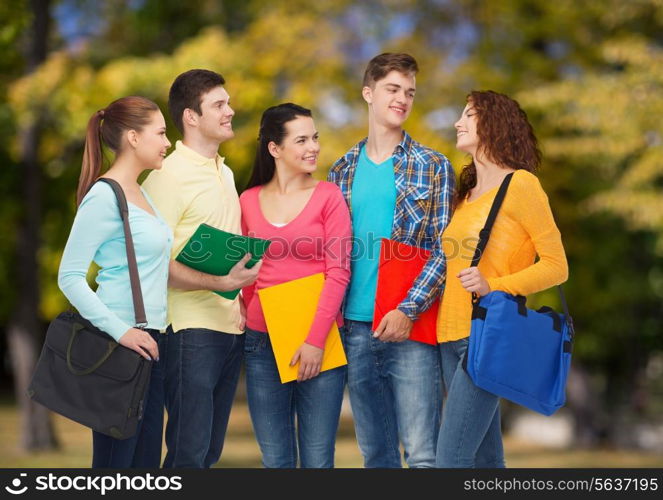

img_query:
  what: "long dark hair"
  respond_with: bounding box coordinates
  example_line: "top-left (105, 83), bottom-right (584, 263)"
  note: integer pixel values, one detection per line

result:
top-left (245, 103), bottom-right (313, 190)
top-left (455, 90), bottom-right (541, 207)
top-left (78, 95), bottom-right (159, 205)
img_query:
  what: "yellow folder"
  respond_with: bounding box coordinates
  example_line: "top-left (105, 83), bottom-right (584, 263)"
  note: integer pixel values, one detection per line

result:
top-left (257, 273), bottom-right (347, 383)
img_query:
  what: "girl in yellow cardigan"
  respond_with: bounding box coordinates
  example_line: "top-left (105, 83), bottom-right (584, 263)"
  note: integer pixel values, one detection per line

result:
top-left (435, 91), bottom-right (568, 468)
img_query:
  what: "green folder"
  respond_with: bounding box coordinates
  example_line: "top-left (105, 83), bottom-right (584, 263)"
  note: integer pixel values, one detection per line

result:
top-left (175, 223), bottom-right (271, 300)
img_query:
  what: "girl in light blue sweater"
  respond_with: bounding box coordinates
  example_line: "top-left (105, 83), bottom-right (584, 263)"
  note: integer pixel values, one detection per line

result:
top-left (58, 96), bottom-right (172, 468)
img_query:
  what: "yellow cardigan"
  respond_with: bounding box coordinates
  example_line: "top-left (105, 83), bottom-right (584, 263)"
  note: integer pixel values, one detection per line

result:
top-left (436, 169), bottom-right (568, 343)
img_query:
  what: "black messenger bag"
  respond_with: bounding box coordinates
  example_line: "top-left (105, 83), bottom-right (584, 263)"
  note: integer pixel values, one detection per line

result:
top-left (28, 178), bottom-right (153, 439)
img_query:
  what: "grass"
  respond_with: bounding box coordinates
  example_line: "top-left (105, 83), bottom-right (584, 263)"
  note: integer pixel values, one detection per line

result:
top-left (2, 401), bottom-right (663, 468)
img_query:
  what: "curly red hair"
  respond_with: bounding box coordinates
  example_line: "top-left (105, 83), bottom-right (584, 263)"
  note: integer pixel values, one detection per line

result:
top-left (455, 90), bottom-right (541, 207)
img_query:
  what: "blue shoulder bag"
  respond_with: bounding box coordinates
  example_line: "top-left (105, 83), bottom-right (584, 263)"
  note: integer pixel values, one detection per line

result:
top-left (464, 173), bottom-right (574, 416)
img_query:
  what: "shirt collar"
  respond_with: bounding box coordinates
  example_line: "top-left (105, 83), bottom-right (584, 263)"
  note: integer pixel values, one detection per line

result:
top-left (395, 130), bottom-right (414, 155)
top-left (347, 130), bottom-right (412, 161)
top-left (175, 140), bottom-right (226, 168)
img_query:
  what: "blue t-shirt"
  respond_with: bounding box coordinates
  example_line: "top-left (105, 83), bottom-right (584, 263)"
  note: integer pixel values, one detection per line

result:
top-left (344, 146), bottom-right (396, 321)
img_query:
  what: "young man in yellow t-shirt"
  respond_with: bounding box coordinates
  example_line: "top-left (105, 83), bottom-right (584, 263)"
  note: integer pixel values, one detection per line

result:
top-left (142, 69), bottom-right (261, 468)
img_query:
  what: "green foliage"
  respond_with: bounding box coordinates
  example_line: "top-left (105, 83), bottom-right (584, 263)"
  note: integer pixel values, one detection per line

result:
top-left (0, 0), bottom-right (30, 84)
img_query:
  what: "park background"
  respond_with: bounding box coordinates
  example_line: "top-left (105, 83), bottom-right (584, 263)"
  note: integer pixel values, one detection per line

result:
top-left (1, 0), bottom-right (662, 467)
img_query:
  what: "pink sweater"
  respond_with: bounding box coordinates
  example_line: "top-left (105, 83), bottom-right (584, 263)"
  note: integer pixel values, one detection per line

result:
top-left (240, 181), bottom-right (352, 349)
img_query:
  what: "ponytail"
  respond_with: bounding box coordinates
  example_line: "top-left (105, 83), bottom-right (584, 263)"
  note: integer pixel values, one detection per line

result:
top-left (77, 109), bottom-right (105, 206)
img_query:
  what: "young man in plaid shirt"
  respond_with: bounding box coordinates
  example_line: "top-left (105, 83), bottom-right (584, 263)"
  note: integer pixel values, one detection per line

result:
top-left (328, 53), bottom-right (454, 468)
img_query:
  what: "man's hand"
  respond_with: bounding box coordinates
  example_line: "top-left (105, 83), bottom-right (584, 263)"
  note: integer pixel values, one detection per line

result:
top-left (373, 309), bottom-right (413, 343)
top-left (169, 253), bottom-right (262, 292)
top-left (217, 253), bottom-right (262, 291)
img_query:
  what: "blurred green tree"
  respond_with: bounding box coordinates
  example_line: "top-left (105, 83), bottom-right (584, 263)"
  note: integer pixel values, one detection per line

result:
top-left (4, 0), bottom-right (59, 451)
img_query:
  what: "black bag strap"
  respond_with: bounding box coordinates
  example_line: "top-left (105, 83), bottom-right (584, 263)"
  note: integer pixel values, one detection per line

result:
top-left (469, 172), bottom-right (573, 337)
top-left (470, 173), bottom-right (514, 268)
top-left (96, 178), bottom-right (147, 327)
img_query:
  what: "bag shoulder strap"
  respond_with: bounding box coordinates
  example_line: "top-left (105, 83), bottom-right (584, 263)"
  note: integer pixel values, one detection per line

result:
top-left (96, 178), bottom-right (147, 327)
top-left (470, 173), bottom-right (514, 268)
top-left (468, 172), bottom-right (572, 332)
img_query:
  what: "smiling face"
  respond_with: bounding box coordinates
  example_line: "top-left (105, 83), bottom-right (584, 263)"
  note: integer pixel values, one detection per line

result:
top-left (188, 85), bottom-right (235, 144)
top-left (133, 110), bottom-right (171, 170)
top-left (454, 102), bottom-right (480, 156)
top-left (269, 115), bottom-right (320, 175)
top-left (363, 70), bottom-right (416, 129)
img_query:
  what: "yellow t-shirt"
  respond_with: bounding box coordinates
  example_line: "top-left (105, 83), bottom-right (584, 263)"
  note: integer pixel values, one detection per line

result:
top-left (142, 140), bottom-right (242, 334)
top-left (436, 169), bottom-right (568, 343)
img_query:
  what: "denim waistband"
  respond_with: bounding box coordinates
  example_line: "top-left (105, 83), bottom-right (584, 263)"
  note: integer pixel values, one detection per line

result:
top-left (343, 318), bottom-right (372, 326)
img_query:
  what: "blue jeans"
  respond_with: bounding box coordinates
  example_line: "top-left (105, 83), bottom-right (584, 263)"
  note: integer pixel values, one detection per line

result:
top-left (163, 326), bottom-right (244, 468)
top-left (92, 329), bottom-right (166, 468)
top-left (436, 337), bottom-right (505, 468)
top-left (342, 319), bottom-right (441, 468)
top-left (244, 328), bottom-right (346, 468)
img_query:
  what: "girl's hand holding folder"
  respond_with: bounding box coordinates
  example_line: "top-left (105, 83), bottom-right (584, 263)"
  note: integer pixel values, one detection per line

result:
top-left (290, 342), bottom-right (324, 382)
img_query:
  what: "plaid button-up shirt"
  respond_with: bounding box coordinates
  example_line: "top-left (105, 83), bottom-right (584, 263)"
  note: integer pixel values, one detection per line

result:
top-left (328, 131), bottom-right (455, 320)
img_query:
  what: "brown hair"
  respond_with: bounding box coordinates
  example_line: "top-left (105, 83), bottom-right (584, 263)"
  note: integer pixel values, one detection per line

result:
top-left (362, 53), bottom-right (419, 88)
top-left (168, 69), bottom-right (226, 134)
top-left (455, 90), bottom-right (541, 207)
top-left (78, 96), bottom-right (159, 205)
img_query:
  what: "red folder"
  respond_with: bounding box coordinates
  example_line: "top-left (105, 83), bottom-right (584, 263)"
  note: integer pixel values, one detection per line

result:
top-left (372, 238), bottom-right (439, 345)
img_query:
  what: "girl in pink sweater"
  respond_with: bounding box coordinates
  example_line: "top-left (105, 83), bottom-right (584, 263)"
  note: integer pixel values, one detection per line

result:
top-left (240, 103), bottom-right (351, 468)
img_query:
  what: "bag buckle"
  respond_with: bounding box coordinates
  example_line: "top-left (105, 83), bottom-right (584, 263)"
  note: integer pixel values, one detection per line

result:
top-left (135, 322), bottom-right (148, 330)
top-left (566, 315), bottom-right (575, 340)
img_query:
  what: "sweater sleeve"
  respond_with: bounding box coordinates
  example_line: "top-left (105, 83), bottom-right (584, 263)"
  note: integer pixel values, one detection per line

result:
top-left (57, 183), bottom-right (133, 341)
top-left (486, 173), bottom-right (568, 296)
top-left (305, 185), bottom-right (352, 349)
